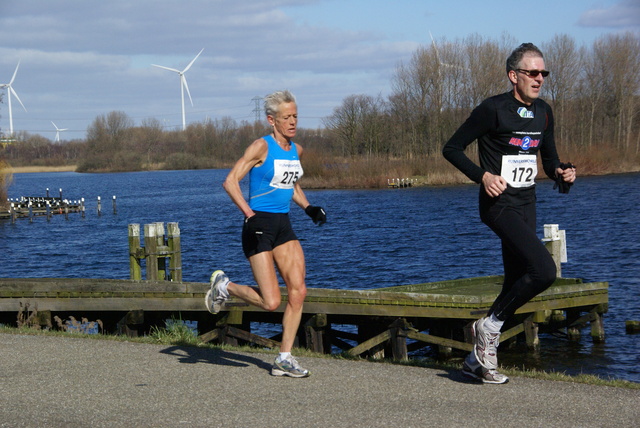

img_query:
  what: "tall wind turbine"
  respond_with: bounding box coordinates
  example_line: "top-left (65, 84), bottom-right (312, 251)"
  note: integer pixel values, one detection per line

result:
top-left (430, 32), bottom-right (455, 71)
top-left (152, 48), bottom-right (204, 131)
top-left (51, 121), bottom-right (68, 142)
top-left (0, 61), bottom-right (28, 137)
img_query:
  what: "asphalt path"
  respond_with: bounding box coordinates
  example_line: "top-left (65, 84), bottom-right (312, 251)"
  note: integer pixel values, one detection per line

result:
top-left (1, 333), bottom-right (638, 427)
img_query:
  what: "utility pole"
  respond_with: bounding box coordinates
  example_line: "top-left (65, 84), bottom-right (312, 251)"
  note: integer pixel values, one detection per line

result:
top-left (251, 96), bottom-right (262, 123)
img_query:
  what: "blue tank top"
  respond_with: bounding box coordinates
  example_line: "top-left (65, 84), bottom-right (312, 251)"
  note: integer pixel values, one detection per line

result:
top-left (249, 135), bottom-right (304, 213)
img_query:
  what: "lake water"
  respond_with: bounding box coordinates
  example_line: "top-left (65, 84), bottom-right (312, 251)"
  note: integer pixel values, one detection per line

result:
top-left (1, 169), bottom-right (639, 383)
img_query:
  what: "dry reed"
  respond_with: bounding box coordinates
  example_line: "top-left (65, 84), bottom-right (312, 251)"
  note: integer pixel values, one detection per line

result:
top-left (299, 143), bottom-right (640, 189)
top-left (0, 160), bottom-right (12, 209)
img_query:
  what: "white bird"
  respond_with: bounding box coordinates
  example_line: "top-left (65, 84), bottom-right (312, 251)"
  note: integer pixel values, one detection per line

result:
top-left (51, 121), bottom-right (68, 142)
top-left (0, 61), bottom-right (27, 137)
top-left (152, 48), bottom-right (204, 131)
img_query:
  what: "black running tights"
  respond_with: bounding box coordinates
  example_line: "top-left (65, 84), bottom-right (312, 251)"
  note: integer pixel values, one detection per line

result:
top-left (480, 198), bottom-right (557, 322)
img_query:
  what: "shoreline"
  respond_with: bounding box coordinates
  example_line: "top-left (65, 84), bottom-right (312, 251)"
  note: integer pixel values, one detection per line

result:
top-left (5, 164), bottom-right (639, 185)
top-left (8, 165), bottom-right (77, 174)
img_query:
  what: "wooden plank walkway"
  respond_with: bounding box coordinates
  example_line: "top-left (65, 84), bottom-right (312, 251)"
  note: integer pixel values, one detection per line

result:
top-left (0, 276), bottom-right (608, 360)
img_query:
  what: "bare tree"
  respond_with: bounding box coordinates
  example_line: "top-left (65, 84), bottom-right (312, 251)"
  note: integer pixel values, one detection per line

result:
top-left (464, 33), bottom-right (512, 109)
top-left (592, 33), bottom-right (640, 150)
top-left (324, 95), bottom-right (362, 157)
top-left (139, 117), bottom-right (164, 167)
top-left (81, 111), bottom-right (135, 171)
top-left (577, 45), bottom-right (606, 147)
top-left (542, 34), bottom-right (579, 144)
top-left (390, 44), bottom-right (441, 155)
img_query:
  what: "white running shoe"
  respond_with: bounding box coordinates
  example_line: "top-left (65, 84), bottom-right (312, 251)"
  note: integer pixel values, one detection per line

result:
top-left (205, 270), bottom-right (230, 314)
top-left (462, 355), bottom-right (509, 384)
top-left (472, 317), bottom-right (500, 370)
top-left (271, 355), bottom-right (310, 378)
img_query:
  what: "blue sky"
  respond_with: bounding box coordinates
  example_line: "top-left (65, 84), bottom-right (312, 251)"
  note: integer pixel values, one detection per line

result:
top-left (0, 0), bottom-right (638, 141)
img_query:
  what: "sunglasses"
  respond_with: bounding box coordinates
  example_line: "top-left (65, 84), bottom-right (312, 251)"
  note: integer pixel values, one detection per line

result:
top-left (516, 69), bottom-right (550, 78)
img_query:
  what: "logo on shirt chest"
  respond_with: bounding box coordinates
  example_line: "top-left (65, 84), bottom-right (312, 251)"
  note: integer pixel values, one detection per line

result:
top-left (509, 136), bottom-right (539, 150)
top-left (517, 107), bottom-right (534, 118)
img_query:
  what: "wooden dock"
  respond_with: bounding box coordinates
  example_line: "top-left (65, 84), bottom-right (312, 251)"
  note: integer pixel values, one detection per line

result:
top-left (0, 275), bottom-right (608, 361)
top-left (1, 196), bottom-right (84, 220)
top-left (2, 190), bottom-right (117, 221)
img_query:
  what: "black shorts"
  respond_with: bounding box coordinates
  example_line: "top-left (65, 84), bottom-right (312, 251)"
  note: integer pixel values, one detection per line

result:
top-left (242, 211), bottom-right (298, 258)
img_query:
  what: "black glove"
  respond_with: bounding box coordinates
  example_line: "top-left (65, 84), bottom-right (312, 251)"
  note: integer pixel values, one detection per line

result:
top-left (305, 205), bottom-right (326, 225)
top-left (553, 162), bottom-right (575, 194)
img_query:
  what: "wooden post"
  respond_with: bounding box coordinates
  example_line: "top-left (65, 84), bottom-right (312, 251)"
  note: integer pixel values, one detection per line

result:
top-left (112, 195), bottom-right (117, 215)
top-left (128, 224), bottom-right (142, 280)
top-left (97, 196), bottom-right (102, 216)
top-left (430, 320), bottom-right (455, 358)
top-left (36, 310), bottom-right (53, 330)
top-left (217, 311), bottom-right (244, 347)
top-left (117, 309), bottom-right (144, 337)
top-left (144, 223), bottom-right (159, 280)
top-left (590, 306), bottom-right (606, 343)
top-left (167, 222), bottom-right (182, 282)
top-left (523, 315), bottom-right (540, 351)
top-left (154, 222), bottom-right (166, 280)
top-left (625, 320), bottom-right (640, 334)
top-left (566, 309), bottom-right (581, 340)
top-left (305, 314), bottom-right (329, 353)
top-left (543, 224), bottom-right (566, 277)
top-left (390, 318), bottom-right (409, 361)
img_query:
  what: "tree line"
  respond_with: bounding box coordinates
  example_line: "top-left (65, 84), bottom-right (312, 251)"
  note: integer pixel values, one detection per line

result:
top-left (325, 32), bottom-right (640, 159)
top-left (1, 32), bottom-right (639, 182)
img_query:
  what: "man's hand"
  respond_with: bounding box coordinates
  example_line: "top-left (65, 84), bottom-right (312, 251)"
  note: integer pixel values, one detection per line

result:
top-left (554, 162), bottom-right (576, 193)
top-left (556, 163), bottom-right (576, 184)
top-left (482, 172), bottom-right (508, 197)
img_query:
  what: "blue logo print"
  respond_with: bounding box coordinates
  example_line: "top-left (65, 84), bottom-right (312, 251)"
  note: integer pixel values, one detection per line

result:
top-left (522, 136), bottom-right (531, 150)
top-left (517, 107), bottom-right (534, 118)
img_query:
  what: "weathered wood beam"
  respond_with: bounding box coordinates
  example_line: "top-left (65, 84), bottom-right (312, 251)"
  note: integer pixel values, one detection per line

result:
top-left (406, 330), bottom-right (473, 352)
top-left (348, 330), bottom-right (392, 357)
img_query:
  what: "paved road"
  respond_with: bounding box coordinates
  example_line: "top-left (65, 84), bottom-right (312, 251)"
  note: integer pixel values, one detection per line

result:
top-left (1, 333), bottom-right (638, 427)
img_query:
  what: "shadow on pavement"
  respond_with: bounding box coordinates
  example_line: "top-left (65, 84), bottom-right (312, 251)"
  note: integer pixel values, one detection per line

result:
top-left (159, 345), bottom-right (273, 373)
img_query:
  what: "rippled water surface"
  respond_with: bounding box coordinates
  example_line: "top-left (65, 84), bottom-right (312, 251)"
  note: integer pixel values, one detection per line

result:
top-left (2, 170), bottom-right (638, 382)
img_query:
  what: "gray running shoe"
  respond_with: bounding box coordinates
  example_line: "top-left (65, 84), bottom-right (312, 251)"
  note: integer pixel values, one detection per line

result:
top-left (462, 358), bottom-right (509, 384)
top-left (271, 356), bottom-right (310, 378)
top-left (205, 270), bottom-right (229, 314)
top-left (472, 317), bottom-right (500, 370)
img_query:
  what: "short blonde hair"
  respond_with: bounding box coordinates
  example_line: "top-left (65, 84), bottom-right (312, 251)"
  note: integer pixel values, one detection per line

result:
top-left (264, 90), bottom-right (296, 117)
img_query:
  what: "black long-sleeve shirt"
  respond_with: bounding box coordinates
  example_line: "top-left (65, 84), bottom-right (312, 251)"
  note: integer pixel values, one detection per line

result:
top-left (443, 91), bottom-right (560, 182)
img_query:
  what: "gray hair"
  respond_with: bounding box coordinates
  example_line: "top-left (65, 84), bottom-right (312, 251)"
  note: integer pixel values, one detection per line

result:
top-left (264, 90), bottom-right (296, 117)
top-left (506, 43), bottom-right (544, 74)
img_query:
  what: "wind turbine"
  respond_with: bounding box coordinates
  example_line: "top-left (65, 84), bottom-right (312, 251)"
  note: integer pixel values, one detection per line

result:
top-left (152, 48), bottom-right (204, 131)
top-left (429, 32), bottom-right (457, 71)
top-left (429, 32), bottom-right (467, 112)
top-left (51, 121), bottom-right (68, 142)
top-left (0, 61), bottom-right (28, 137)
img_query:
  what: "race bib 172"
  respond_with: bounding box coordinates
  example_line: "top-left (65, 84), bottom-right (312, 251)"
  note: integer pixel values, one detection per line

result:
top-left (501, 155), bottom-right (537, 188)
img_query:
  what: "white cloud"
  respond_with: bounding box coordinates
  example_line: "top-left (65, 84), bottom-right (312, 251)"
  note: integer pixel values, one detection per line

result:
top-left (0, 0), bottom-right (414, 137)
top-left (578, 0), bottom-right (640, 28)
top-left (0, 0), bottom-right (631, 139)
